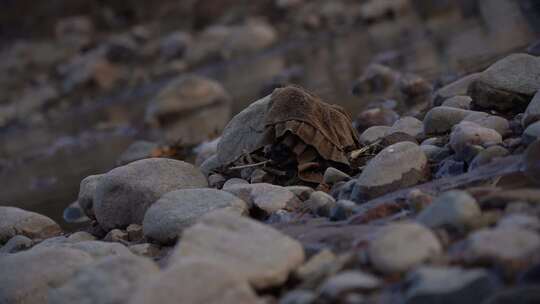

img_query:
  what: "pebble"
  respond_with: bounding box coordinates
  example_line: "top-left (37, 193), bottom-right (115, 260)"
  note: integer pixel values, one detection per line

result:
top-left (171, 210), bottom-right (305, 289)
top-left (359, 126), bottom-right (391, 145)
top-left (115, 140), bottom-right (157, 166)
top-left (435, 159), bottom-right (466, 179)
top-left (417, 190), bottom-right (481, 229)
top-left (522, 121), bottom-right (540, 145)
top-left (441, 95), bottom-right (472, 109)
top-left (432, 73), bottom-right (480, 106)
top-left (368, 222), bottom-right (442, 273)
top-left (103, 229), bottom-right (129, 243)
top-left (143, 188), bottom-right (248, 244)
top-left (523, 90), bottom-right (540, 127)
top-left (224, 183), bottom-right (300, 214)
top-left (285, 186), bottom-right (315, 201)
top-left (469, 146), bottom-right (509, 170)
top-left (423, 106), bottom-right (475, 135)
top-left (421, 144), bottom-right (450, 162)
top-left (330, 200), bottom-right (357, 221)
top-left (354, 108), bottom-right (399, 132)
top-left (93, 158), bottom-right (208, 231)
top-left (0, 235), bottom-right (33, 254)
top-left (463, 112), bottom-right (510, 136)
top-left (62, 201), bottom-right (90, 224)
top-left (0, 206), bottom-right (62, 243)
top-left (323, 167), bottom-right (351, 184)
top-left (319, 271), bottom-right (382, 299)
top-left (354, 142), bottom-right (429, 200)
top-left (305, 191), bottom-right (337, 217)
top-left (128, 243), bottom-right (161, 258)
top-left (295, 249), bottom-right (337, 281)
top-left (33, 240), bottom-right (133, 259)
top-left (405, 266), bottom-right (500, 304)
top-left (126, 224), bottom-right (143, 242)
top-left (279, 290), bottom-right (316, 304)
top-left (389, 116), bottom-right (424, 138)
top-left (497, 214), bottom-right (540, 231)
top-left (159, 31), bottom-right (192, 60)
top-left (449, 121), bottom-right (502, 156)
top-left (222, 177), bottom-right (249, 189)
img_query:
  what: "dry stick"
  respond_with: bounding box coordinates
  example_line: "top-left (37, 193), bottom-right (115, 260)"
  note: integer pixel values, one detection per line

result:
top-left (228, 160), bottom-right (270, 170)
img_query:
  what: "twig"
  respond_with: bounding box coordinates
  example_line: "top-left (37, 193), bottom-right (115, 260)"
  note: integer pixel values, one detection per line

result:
top-left (228, 160), bottom-right (270, 170)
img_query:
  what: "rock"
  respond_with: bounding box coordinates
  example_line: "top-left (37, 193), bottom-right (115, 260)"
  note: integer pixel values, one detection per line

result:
top-left (389, 116), bottom-right (424, 138)
top-left (222, 178), bottom-right (249, 189)
top-left (523, 90), bottom-right (540, 127)
top-left (295, 249), bottom-right (337, 281)
top-left (128, 243), bottom-right (161, 258)
top-left (94, 158), bottom-right (207, 231)
top-left (354, 142), bottom-right (429, 200)
top-left (482, 286), bottom-right (540, 304)
top-left (354, 108), bottom-right (399, 132)
top-left (194, 137), bottom-right (220, 165)
top-left (36, 232), bottom-right (96, 248)
top-left (33, 240), bottom-right (132, 259)
top-left (130, 259), bottom-right (263, 304)
top-left (368, 222), bottom-right (442, 274)
top-left (359, 126), bottom-right (391, 145)
top-left (145, 75), bottom-right (231, 145)
top-left (279, 290), bottom-right (316, 304)
top-left (523, 121), bottom-right (540, 145)
top-left (319, 271), bottom-right (381, 299)
top-left (441, 95), bottom-right (472, 109)
top-left (435, 159), bottom-right (466, 179)
top-left (116, 141), bottom-right (158, 166)
top-left (63, 201), bottom-right (90, 223)
top-left (399, 73), bottom-right (433, 104)
top-left (323, 167), bottom-right (351, 184)
top-left (433, 73), bottom-right (480, 106)
top-left (267, 210), bottom-right (295, 224)
top-left (224, 183), bottom-right (299, 214)
top-left (159, 31), bottom-right (192, 60)
top-left (469, 146), bottom-right (509, 170)
top-left (424, 106), bottom-right (475, 135)
top-left (199, 154), bottom-right (221, 176)
top-left (406, 189), bottom-right (434, 213)
top-left (421, 145), bottom-right (450, 162)
top-left (352, 63), bottom-right (400, 96)
top-left (330, 200), bottom-right (357, 221)
top-left (479, 189), bottom-right (540, 208)
top-left (126, 224), bottom-right (143, 242)
top-left (0, 235), bottom-right (32, 254)
top-left (405, 266), bottom-right (500, 304)
top-left (77, 174), bottom-right (105, 219)
top-left (305, 191), bottom-right (337, 217)
top-left (250, 168), bottom-right (272, 183)
top-left (103, 229), bottom-right (129, 243)
top-left (217, 95), bottom-right (271, 165)
top-left (0, 206), bottom-right (61, 243)
top-left (49, 255), bottom-right (159, 304)
top-left (143, 189), bottom-right (248, 244)
top-left (461, 227), bottom-right (540, 262)
top-left (417, 190), bottom-right (481, 229)
top-left (468, 80), bottom-right (530, 113)
top-left (497, 214), bottom-right (540, 231)
top-left (0, 247), bottom-right (94, 303)
top-left (449, 122), bottom-right (502, 156)
top-left (524, 140), bottom-right (540, 184)
top-left (463, 112), bottom-right (510, 136)
top-left (285, 186), bottom-right (315, 201)
top-left (171, 210), bottom-right (305, 289)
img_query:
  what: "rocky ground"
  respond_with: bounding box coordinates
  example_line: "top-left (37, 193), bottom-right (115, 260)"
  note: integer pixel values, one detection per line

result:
top-left (2, 1), bottom-right (540, 304)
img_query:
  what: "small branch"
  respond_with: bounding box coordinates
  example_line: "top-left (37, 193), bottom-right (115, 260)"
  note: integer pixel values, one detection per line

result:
top-left (228, 160), bottom-right (270, 170)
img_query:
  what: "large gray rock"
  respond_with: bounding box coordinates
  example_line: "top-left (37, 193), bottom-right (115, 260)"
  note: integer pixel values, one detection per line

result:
top-left (217, 95), bottom-right (271, 165)
top-left (49, 255), bottom-right (159, 304)
top-left (223, 183), bottom-right (299, 214)
top-left (171, 210), bottom-right (305, 289)
top-left (354, 142), bottom-right (429, 200)
top-left (417, 190), bottom-right (481, 229)
top-left (130, 259), bottom-right (263, 304)
top-left (0, 207), bottom-right (61, 243)
top-left (77, 174), bottom-right (105, 219)
top-left (405, 266), bottom-right (500, 304)
top-left (368, 222), bottom-right (442, 274)
top-left (0, 247), bottom-right (94, 304)
top-left (523, 90), bottom-right (540, 128)
top-left (142, 189), bottom-right (248, 244)
top-left (94, 158), bottom-right (208, 230)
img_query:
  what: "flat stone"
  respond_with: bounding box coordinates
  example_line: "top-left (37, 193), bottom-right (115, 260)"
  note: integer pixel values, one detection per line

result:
top-left (368, 222), bottom-right (442, 274)
top-left (389, 116), bottom-right (424, 138)
top-left (523, 90), bottom-right (540, 127)
top-left (143, 189), bottom-right (248, 244)
top-left (523, 121), bottom-right (540, 145)
top-left (171, 210), bottom-right (305, 289)
top-left (94, 158), bottom-right (208, 231)
top-left (131, 258), bottom-right (263, 304)
top-left (323, 167), bottom-right (351, 184)
top-left (354, 142), bottom-right (429, 200)
top-left (441, 95), bottom-right (472, 109)
top-left (222, 178), bottom-right (249, 189)
top-left (224, 183), bottom-right (299, 214)
top-left (405, 266), bottom-right (500, 304)
top-left (319, 271), bottom-right (382, 299)
top-left (49, 255), bottom-right (159, 304)
top-left (359, 126), bottom-right (391, 145)
top-left (0, 206), bottom-right (61, 243)
top-left (417, 190), bottom-right (481, 229)
top-left (433, 73), bottom-right (480, 106)
top-left (449, 122), bottom-right (502, 156)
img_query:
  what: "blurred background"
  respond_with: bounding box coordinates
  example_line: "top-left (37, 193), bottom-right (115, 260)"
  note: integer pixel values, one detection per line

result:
top-left (0, 0), bottom-right (539, 227)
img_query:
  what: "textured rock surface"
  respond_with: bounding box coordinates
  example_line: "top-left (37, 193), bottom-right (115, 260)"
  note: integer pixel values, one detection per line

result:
top-left (0, 206), bottom-right (61, 243)
top-left (224, 183), bottom-right (299, 214)
top-left (449, 122), bottom-right (502, 156)
top-left (359, 125), bottom-right (391, 145)
top-left (417, 191), bottom-right (481, 229)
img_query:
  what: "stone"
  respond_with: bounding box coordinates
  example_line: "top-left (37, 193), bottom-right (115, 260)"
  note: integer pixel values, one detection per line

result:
top-left (0, 247), bottom-right (94, 304)
top-left (389, 116), bottom-right (424, 138)
top-left (49, 255), bottom-right (159, 304)
top-left (330, 200), bottom-right (357, 221)
top-left (63, 201), bottom-right (90, 223)
top-left (354, 108), bottom-right (399, 132)
top-left (468, 80), bottom-right (530, 113)
top-left (285, 186), bottom-right (315, 201)
top-left (479, 189), bottom-right (540, 208)
top-left (421, 145), bottom-right (450, 162)
top-left (305, 191), bottom-right (337, 217)
top-left (354, 142), bottom-right (429, 200)
top-left (319, 271), bottom-right (382, 299)
top-left (497, 214), bottom-right (540, 231)
top-left (224, 183), bottom-right (299, 214)
top-left (159, 31), bottom-right (192, 60)
top-left (323, 167), bottom-right (351, 184)
top-left (33, 240), bottom-right (132, 259)
top-left (441, 95), bottom-right (472, 109)
top-left (368, 222), bottom-right (442, 274)
top-left (126, 224), bottom-right (143, 242)
top-left (359, 126), bottom-right (391, 145)
top-left (130, 259), bottom-right (263, 304)
top-left (77, 174), bottom-right (105, 219)
top-left (523, 121), bottom-right (540, 145)
top-left (524, 140), bottom-right (540, 184)
top-left (417, 190), bottom-right (481, 229)
top-left (103, 229), bottom-right (129, 243)
top-left (128, 243), bottom-right (161, 258)
top-left (449, 122), bottom-right (502, 156)
top-left (55, 16), bottom-right (94, 49)
top-left (171, 210), bottom-right (305, 289)
top-left (469, 146), bottom-right (509, 170)
top-left (295, 249), bottom-right (337, 281)
top-left (423, 106), bottom-right (474, 135)
top-left (0, 206), bottom-right (61, 243)
top-left (194, 137), bottom-right (220, 166)
top-left (433, 73), bottom-right (480, 106)
top-left (199, 154), bottom-right (220, 176)
top-left (405, 266), bottom-right (500, 304)
top-left (266, 210), bottom-right (295, 224)
top-left (482, 286), bottom-right (540, 304)
top-left (352, 64), bottom-right (400, 96)
top-left (145, 75), bottom-right (231, 145)
top-left (0, 235), bottom-right (32, 254)
top-left (462, 112), bottom-right (510, 136)
top-left (217, 95), bottom-right (271, 165)
top-left (250, 168), bottom-right (272, 183)
top-left (461, 227), bottom-right (540, 262)
top-left (115, 140), bottom-right (158, 166)
top-left (222, 178), bottom-right (249, 189)
top-left (435, 159), bottom-right (466, 179)
top-left (279, 290), bottom-right (316, 304)
top-left (143, 189), bottom-right (248, 244)
top-left (523, 90), bottom-right (540, 127)
top-left (94, 158), bottom-right (207, 231)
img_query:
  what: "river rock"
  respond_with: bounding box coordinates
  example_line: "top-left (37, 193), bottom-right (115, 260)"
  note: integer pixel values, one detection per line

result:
top-left (145, 75), bottom-right (231, 145)
top-left (449, 122), bottom-right (502, 156)
top-left (523, 121), bottom-right (540, 145)
top-left (143, 189), bottom-right (248, 244)
top-left (0, 206), bottom-right (61, 243)
top-left (128, 243), bottom-right (161, 258)
top-left (468, 80), bottom-right (531, 113)
top-left (469, 146), bottom-right (509, 170)
top-left (423, 106), bottom-right (475, 135)
top-left (405, 266), bottom-right (500, 304)
top-left (462, 112), bottom-right (510, 136)
top-left (130, 258), bottom-right (263, 304)
top-left (224, 183), bottom-right (299, 214)
top-left (497, 214), bottom-right (540, 231)
top-left (319, 271), bottom-right (381, 299)
top-left (49, 255), bottom-right (159, 304)
top-left (441, 95), bottom-right (472, 109)
top-left (280, 290), bottom-right (316, 304)
top-left (354, 108), bottom-right (399, 132)
top-left (77, 174), bottom-right (105, 219)
top-left (323, 167), bottom-right (351, 184)
top-left (159, 31), bottom-right (192, 60)
top-left (354, 142), bottom-right (429, 200)
top-left (417, 190), bottom-right (481, 229)
top-left (523, 90), bottom-right (540, 127)
top-left (389, 116), bottom-right (424, 138)
top-left (116, 141), bottom-right (158, 166)
top-left (0, 247), bottom-right (94, 304)
top-left (93, 158), bottom-right (207, 231)
top-left (433, 73), bottom-right (480, 106)
top-left (285, 186), bottom-right (315, 201)
top-left (368, 222), bottom-right (442, 274)
top-left (0, 235), bottom-right (32, 254)
top-left (359, 125), bottom-right (391, 145)
top-left (33, 240), bottom-right (132, 259)
top-left (171, 210), bottom-right (305, 289)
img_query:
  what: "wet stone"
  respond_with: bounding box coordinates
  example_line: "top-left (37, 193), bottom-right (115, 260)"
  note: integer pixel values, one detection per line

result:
top-left (389, 116), bottom-right (424, 138)
top-left (224, 183), bottom-right (299, 214)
